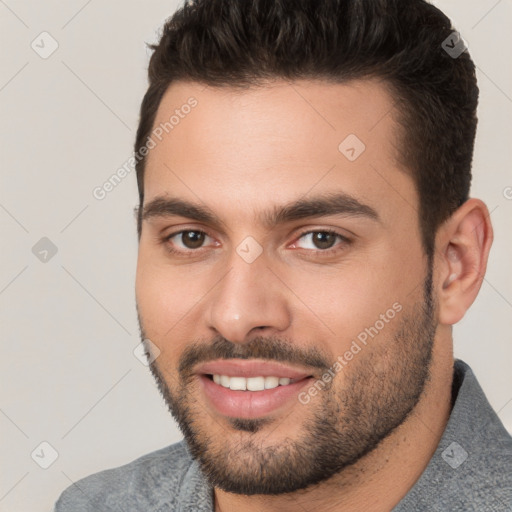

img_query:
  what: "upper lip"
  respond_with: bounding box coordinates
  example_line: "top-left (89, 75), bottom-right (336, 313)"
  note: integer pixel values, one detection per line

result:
top-left (195, 359), bottom-right (314, 379)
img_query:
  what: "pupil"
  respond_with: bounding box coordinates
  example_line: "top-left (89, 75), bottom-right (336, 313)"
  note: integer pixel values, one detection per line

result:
top-left (183, 231), bottom-right (205, 249)
top-left (313, 232), bottom-right (336, 249)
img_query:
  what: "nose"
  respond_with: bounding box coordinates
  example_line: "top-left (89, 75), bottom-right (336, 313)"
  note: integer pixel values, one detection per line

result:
top-left (206, 251), bottom-right (292, 344)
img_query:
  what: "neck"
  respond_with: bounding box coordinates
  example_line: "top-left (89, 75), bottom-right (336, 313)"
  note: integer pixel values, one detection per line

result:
top-left (214, 338), bottom-right (454, 512)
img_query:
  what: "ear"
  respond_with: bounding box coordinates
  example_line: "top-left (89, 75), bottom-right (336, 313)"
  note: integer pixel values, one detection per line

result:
top-left (435, 198), bottom-right (493, 325)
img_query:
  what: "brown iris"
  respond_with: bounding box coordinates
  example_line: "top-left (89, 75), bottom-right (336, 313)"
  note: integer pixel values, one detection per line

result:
top-left (311, 232), bottom-right (337, 250)
top-left (181, 230), bottom-right (206, 249)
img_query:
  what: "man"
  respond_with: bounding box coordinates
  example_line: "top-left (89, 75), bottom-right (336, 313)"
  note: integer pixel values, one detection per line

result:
top-left (55, 0), bottom-right (512, 510)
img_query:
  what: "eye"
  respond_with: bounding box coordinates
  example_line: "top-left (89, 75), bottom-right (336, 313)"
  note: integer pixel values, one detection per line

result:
top-left (165, 230), bottom-right (214, 251)
top-left (292, 230), bottom-right (349, 251)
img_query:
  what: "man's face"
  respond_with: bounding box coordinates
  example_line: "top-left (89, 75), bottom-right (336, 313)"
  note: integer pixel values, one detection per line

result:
top-left (135, 79), bottom-right (437, 494)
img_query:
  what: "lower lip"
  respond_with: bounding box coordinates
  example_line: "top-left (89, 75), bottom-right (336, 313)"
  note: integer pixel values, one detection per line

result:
top-left (198, 375), bottom-right (313, 419)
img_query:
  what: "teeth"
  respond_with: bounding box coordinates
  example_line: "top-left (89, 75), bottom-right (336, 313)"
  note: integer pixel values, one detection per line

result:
top-left (229, 377), bottom-right (246, 391)
top-left (264, 376), bottom-right (279, 389)
top-left (247, 376), bottom-right (265, 391)
top-left (211, 375), bottom-right (295, 391)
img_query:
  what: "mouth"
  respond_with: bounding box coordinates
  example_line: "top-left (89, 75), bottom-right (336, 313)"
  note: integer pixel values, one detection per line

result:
top-left (207, 374), bottom-right (303, 390)
top-left (195, 359), bottom-right (316, 419)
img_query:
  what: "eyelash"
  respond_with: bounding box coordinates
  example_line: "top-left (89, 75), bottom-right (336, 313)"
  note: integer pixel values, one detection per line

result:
top-left (290, 229), bottom-right (351, 256)
top-left (161, 228), bottom-right (352, 259)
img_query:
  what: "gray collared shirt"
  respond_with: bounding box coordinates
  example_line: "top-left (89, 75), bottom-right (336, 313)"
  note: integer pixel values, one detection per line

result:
top-left (54, 360), bottom-right (512, 511)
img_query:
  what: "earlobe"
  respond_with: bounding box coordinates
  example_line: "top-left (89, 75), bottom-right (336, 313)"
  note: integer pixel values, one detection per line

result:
top-left (436, 198), bottom-right (493, 325)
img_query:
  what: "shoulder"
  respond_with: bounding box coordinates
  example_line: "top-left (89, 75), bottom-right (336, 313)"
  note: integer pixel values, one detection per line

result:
top-left (54, 440), bottom-right (197, 511)
top-left (395, 360), bottom-right (512, 512)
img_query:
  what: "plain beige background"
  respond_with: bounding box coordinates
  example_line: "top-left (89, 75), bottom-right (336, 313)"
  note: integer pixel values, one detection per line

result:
top-left (1, 1), bottom-right (511, 511)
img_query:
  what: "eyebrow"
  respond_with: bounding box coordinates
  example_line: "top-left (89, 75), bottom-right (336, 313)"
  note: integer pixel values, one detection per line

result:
top-left (142, 193), bottom-right (380, 229)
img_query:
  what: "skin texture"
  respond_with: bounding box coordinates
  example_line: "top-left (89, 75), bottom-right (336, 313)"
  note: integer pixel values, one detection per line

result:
top-left (135, 79), bottom-right (493, 512)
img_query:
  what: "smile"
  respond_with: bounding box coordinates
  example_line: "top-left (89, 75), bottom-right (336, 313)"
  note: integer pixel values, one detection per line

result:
top-left (210, 374), bottom-right (298, 391)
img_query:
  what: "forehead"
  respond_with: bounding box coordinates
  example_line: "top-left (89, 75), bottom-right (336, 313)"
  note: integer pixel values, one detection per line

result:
top-left (143, 78), bottom-right (416, 225)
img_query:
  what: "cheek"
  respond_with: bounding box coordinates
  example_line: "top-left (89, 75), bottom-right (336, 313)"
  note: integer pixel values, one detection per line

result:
top-left (135, 270), bottom-right (190, 374)
top-left (282, 254), bottom-right (418, 351)
top-left (136, 256), bottom-right (184, 338)
top-left (135, 254), bottom-right (213, 346)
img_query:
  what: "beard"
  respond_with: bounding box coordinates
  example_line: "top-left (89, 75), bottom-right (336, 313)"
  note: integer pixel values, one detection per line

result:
top-left (137, 267), bottom-right (436, 495)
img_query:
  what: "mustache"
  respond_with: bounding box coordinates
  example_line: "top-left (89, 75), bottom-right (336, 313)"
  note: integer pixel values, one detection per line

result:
top-left (178, 335), bottom-right (331, 378)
